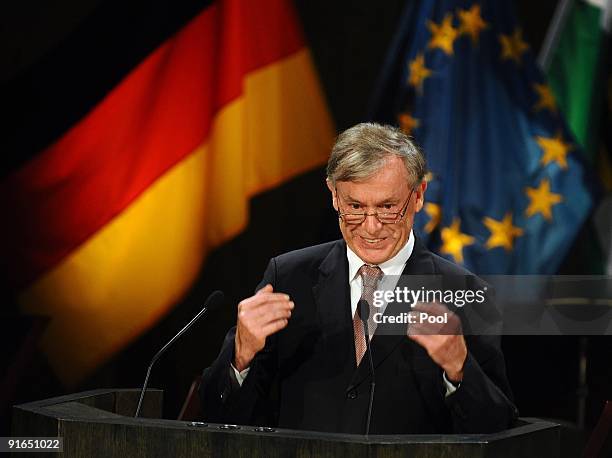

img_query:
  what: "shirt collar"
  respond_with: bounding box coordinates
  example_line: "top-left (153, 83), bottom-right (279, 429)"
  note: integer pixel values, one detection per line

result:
top-left (346, 230), bottom-right (415, 281)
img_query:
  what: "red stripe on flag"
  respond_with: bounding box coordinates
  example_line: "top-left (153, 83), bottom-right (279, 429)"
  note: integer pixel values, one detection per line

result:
top-left (1, 0), bottom-right (304, 289)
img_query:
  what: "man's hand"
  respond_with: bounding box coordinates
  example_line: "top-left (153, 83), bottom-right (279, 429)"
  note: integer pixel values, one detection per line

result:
top-left (407, 302), bottom-right (467, 382)
top-left (234, 284), bottom-right (294, 371)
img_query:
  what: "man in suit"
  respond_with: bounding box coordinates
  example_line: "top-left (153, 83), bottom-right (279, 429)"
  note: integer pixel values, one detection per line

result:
top-left (200, 123), bottom-right (518, 434)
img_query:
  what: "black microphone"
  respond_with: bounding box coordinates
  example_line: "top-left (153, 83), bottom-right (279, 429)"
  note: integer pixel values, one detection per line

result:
top-left (357, 298), bottom-right (376, 436)
top-left (134, 290), bottom-right (225, 418)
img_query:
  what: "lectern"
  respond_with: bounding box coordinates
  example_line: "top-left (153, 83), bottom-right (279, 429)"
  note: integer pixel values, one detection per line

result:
top-left (13, 389), bottom-right (559, 457)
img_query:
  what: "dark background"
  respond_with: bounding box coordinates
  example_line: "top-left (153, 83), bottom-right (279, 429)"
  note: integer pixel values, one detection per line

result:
top-left (1, 0), bottom-right (610, 445)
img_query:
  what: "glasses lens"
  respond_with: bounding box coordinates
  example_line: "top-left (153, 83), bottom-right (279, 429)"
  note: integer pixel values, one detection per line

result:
top-left (343, 214), bottom-right (365, 224)
top-left (342, 213), bottom-right (400, 224)
top-left (377, 213), bottom-right (399, 224)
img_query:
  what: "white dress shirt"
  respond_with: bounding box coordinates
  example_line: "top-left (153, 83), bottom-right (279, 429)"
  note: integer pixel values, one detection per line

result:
top-left (347, 230), bottom-right (414, 321)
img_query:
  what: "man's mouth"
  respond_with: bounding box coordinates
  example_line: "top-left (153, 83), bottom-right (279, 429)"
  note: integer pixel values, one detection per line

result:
top-left (360, 236), bottom-right (386, 245)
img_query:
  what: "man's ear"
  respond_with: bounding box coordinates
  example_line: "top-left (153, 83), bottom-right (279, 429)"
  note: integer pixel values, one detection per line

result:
top-left (326, 178), bottom-right (338, 211)
top-left (415, 180), bottom-right (427, 213)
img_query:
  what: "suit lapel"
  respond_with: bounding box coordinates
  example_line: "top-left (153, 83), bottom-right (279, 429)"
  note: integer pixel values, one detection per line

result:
top-left (311, 240), bottom-right (355, 369)
top-left (348, 237), bottom-right (437, 390)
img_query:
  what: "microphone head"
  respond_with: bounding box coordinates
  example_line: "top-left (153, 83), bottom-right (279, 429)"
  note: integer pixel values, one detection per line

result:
top-left (357, 299), bottom-right (370, 322)
top-left (203, 290), bottom-right (225, 312)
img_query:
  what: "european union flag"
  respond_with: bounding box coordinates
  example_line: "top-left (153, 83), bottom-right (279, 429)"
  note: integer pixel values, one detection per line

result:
top-left (369, 0), bottom-right (594, 274)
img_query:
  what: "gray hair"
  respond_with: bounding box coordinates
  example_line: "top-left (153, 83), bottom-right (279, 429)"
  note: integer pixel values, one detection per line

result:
top-left (326, 122), bottom-right (427, 186)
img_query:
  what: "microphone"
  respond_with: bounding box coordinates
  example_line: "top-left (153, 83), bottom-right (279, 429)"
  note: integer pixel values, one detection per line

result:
top-left (357, 299), bottom-right (376, 436)
top-left (134, 290), bottom-right (225, 418)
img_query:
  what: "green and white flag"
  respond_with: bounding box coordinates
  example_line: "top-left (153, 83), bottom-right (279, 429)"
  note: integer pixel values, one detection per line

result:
top-left (540, 0), bottom-right (612, 274)
top-left (542, 0), bottom-right (611, 159)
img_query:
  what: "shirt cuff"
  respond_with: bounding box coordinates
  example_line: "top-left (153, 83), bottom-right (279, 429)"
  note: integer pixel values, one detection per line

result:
top-left (442, 371), bottom-right (461, 397)
top-left (230, 363), bottom-right (251, 386)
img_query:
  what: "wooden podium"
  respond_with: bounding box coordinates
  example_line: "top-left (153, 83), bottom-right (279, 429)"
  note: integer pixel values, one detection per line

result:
top-left (13, 389), bottom-right (559, 457)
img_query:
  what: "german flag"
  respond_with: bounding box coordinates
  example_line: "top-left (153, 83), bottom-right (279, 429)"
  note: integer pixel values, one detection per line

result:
top-left (1, 0), bottom-right (334, 386)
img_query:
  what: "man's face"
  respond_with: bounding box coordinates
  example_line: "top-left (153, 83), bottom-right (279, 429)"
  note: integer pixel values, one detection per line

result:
top-left (328, 156), bottom-right (426, 265)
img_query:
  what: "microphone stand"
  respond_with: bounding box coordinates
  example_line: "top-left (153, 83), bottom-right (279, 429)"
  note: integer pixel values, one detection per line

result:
top-left (358, 299), bottom-right (376, 436)
top-left (134, 291), bottom-right (224, 418)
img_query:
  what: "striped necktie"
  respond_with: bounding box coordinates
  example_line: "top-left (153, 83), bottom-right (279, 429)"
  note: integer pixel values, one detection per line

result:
top-left (353, 264), bottom-right (383, 365)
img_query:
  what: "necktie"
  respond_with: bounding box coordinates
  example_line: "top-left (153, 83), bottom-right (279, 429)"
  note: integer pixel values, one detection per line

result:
top-left (353, 264), bottom-right (383, 365)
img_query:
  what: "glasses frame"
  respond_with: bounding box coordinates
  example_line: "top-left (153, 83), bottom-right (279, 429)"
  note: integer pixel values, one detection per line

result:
top-left (335, 185), bottom-right (417, 225)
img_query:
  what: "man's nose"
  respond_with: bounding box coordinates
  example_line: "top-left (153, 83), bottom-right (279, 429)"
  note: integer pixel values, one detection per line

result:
top-left (362, 213), bottom-right (383, 233)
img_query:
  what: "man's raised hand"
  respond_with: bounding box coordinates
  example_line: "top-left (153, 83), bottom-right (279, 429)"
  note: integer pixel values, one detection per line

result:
top-left (234, 284), bottom-right (294, 371)
top-left (407, 302), bottom-right (467, 383)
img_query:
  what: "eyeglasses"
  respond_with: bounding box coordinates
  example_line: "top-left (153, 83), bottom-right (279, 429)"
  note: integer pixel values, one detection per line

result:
top-left (335, 186), bottom-right (417, 225)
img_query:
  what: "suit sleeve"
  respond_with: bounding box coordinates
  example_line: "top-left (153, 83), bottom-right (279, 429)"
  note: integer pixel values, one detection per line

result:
top-left (436, 273), bottom-right (518, 433)
top-left (199, 259), bottom-right (280, 426)
top-left (444, 335), bottom-right (519, 433)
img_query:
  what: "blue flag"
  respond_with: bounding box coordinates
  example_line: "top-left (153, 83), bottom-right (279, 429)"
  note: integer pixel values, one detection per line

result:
top-left (369, 0), bottom-right (595, 274)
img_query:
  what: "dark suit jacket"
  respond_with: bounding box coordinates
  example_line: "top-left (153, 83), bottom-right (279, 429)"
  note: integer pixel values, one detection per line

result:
top-left (200, 238), bottom-right (518, 434)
